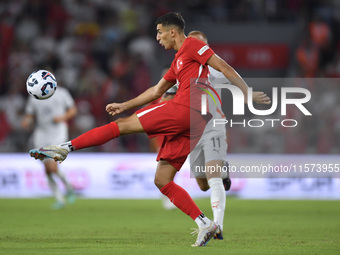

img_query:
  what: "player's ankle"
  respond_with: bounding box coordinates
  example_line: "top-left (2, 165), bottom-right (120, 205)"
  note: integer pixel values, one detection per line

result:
top-left (58, 141), bottom-right (73, 152)
top-left (195, 213), bottom-right (212, 228)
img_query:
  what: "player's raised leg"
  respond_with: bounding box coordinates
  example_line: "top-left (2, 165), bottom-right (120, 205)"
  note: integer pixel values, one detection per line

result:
top-left (29, 113), bottom-right (144, 162)
top-left (155, 160), bottom-right (217, 246)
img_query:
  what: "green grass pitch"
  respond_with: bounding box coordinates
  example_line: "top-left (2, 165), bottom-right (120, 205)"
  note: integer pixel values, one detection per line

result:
top-left (0, 198), bottom-right (339, 255)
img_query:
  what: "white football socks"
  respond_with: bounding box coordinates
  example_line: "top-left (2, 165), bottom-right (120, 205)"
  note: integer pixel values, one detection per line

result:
top-left (208, 177), bottom-right (226, 230)
top-left (195, 213), bottom-right (212, 228)
top-left (58, 141), bottom-right (73, 152)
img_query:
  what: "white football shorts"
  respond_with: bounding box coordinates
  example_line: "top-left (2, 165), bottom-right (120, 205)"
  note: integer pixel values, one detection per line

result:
top-left (189, 128), bottom-right (227, 178)
top-left (33, 124), bottom-right (68, 148)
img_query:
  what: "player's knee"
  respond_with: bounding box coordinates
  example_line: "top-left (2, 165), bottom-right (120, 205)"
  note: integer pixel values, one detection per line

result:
top-left (114, 118), bottom-right (124, 132)
top-left (154, 177), bottom-right (165, 189)
top-left (45, 168), bottom-right (52, 175)
top-left (115, 114), bottom-right (144, 135)
top-left (195, 178), bottom-right (210, 191)
top-left (154, 176), bottom-right (172, 190)
top-left (45, 166), bottom-right (55, 175)
top-left (44, 161), bottom-right (57, 174)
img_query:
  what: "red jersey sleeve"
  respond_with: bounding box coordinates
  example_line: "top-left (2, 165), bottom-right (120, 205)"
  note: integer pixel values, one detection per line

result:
top-left (163, 61), bottom-right (177, 83)
top-left (185, 37), bottom-right (215, 65)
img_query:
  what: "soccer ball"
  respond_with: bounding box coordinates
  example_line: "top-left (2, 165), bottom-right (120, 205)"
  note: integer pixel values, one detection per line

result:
top-left (26, 70), bottom-right (57, 100)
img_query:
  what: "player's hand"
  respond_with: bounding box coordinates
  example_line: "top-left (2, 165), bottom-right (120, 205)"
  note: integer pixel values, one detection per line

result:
top-left (106, 103), bottom-right (127, 116)
top-left (53, 116), bottom-right (65, 123)
top-left (21, 115), bottom-right (34, 130)
top-left (252, 91), bottom-right (271, 105)
top-left (21, 118), bottom-right (31, 130)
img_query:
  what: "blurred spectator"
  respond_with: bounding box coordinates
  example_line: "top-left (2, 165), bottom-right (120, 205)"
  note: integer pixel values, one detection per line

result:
top-left (128, 29), bottom-right (157, 69)
top-left (309, 13), bottom-right (333, 71)
top-left (325, 51), bottom-right (340, 77)
top-left (0, 14), bottom-right (14, 91)
top-left (0, 82), bottom-right (27, 151)
top-left (309, 15), bottom-right (331, 48)
top-left (15, 14), bottom-right (40, 43)
top-left (8, 40), bottom-right (34, 79)
top-left (31, 28), bottom-right (57, 67)
top-left (296, 33), bottom-right (319, 77)
top-left (72, 100), bottom-right (96, 152)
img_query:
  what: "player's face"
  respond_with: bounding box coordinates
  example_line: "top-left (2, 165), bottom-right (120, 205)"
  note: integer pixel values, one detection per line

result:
top-left (156, 24), bottom-right (174, 50)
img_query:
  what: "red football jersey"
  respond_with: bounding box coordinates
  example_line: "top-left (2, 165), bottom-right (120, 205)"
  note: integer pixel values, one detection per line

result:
top-left (163, 37), bottom-right (214, 111)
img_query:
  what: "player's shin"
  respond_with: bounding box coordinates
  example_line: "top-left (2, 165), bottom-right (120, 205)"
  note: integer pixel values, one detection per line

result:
top-left (160, 181), bottom-right (211, 226)
top-left (55, 169), bottom-right (73, 192)
top-left (47, 173), bottom-right (64, 204)
top-left (70, 122), bottom-right (120, 151)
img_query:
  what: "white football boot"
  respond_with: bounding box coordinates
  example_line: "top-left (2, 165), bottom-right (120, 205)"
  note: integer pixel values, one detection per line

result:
top-left (30, 145), bottom-right (69, 163)
top-left (191, 221), bottom-right (218, 247)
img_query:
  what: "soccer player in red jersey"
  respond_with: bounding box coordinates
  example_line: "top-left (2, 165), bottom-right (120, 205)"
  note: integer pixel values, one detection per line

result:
top-left (30, 12), bottom-right (270, 247)
top-left (159, 30), bottom-right (233, 240)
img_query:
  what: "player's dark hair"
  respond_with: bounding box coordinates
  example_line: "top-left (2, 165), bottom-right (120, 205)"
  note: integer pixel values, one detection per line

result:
top-left (156, 12), bottom-right (185, 31)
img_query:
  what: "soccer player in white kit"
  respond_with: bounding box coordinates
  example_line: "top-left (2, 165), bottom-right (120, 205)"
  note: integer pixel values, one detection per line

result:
top-left (161, 31), bottom-right (231, 240)
top-left (189, 58), bottom-right (230, 240)
top-left (22, 86), bottom-right (77, 209)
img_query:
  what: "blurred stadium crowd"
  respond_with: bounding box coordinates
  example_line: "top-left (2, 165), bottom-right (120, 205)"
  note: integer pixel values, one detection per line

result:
top-left (0, 0), bottom-right (340, 154)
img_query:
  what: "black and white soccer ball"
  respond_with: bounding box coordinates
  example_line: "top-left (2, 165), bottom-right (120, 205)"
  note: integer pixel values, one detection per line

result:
top-left (26, 70), bottom-right (57, 100)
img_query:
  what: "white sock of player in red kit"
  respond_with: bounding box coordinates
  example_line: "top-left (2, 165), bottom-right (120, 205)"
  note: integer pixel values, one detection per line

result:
top-left (59, 141), bottom-right (73, 152)
top-left (194, 213), bottom-right (212, 228)
top-left (208, 177), bottom-right (226, 230)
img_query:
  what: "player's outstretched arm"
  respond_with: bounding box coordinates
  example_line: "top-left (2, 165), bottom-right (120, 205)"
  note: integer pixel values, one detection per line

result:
top-left (206, 54), bottom-right (270, 105)
top-left (106, 78), bottom-right (175, 116)
top-left (252, 91), bottom-right (271, 105)
top-left (206, 54), bottom-right (248, 98)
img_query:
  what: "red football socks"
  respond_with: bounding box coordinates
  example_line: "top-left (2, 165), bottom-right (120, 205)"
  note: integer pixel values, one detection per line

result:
top-left (71, 122), bottom-right (120, 150)
top-left (160, 181), bottom-right (202, 220)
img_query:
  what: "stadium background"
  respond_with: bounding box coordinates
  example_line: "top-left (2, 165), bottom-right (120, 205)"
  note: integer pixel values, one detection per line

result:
top-left (0, 0), bottom-right (339, 200)
top-left (1, 2), bottom-right (340, 254)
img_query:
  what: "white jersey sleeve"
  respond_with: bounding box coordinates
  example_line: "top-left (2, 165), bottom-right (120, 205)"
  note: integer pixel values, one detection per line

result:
top-left (60, 87), bottom-right (75, 110)
top-left (204, 66), bottom-right (231, 133)
top-left (208, 66), bottom-right (231, 85)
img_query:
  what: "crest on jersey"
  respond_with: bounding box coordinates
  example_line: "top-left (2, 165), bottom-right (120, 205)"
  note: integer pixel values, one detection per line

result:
top-left (176, 58), bottom-right (183, 70)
